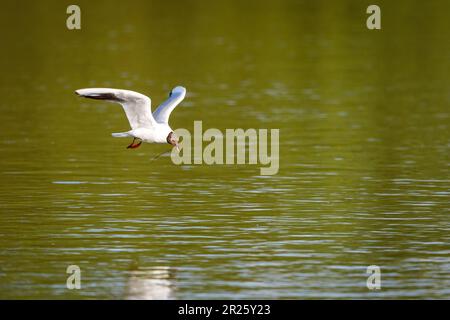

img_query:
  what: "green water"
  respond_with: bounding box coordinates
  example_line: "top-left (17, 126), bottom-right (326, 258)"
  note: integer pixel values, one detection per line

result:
top-left (0, 0), bottom-right (449, 299)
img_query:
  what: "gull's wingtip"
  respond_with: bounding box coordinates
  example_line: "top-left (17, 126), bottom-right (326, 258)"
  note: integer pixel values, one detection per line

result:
top-left (170, 86), bottom-right (186, 97)
top-left (173, 86), bottom-right (186, 92)
top-left (75, 89), bottom-right (88, 97)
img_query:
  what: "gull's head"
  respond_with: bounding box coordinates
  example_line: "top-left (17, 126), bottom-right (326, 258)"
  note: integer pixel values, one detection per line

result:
top-left (166, 132), bottom-right (179, 151)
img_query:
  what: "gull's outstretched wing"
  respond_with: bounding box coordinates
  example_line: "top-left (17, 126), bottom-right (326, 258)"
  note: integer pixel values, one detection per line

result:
top-left (153, 86), bottom-right (186, 124)
top-left (75, 88), bottom-right (156, 129)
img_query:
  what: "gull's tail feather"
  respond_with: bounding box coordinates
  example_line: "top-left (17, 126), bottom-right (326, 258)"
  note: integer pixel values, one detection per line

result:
top-left (112, 132), bottom-right (131, 138)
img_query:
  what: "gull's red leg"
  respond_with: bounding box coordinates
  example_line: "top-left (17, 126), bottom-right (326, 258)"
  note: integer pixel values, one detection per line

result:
top-left (131, 140), bottom-right (142, 149)
top-left (127, 138), bottom-right (136, 149)
top-left (127, 138), bottom-right (142, 149)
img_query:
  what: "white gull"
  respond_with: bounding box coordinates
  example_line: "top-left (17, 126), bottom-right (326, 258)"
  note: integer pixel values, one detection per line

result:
top-left (75, 86), bottom-right (186, 149)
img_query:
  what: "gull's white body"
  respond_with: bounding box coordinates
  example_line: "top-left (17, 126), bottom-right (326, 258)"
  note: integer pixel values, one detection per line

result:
top-left (75, 86), bottom-right (186, 145)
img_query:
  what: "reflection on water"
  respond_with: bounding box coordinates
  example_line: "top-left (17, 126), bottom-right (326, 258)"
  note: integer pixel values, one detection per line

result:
top-left (126, 266), bottom-right (175, 300)
top-left (0, 0), bottom-right (449, 299)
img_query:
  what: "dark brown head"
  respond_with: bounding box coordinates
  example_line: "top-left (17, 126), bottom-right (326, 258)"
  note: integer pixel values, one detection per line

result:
top-left (166, 132), bottom-right (179, 151)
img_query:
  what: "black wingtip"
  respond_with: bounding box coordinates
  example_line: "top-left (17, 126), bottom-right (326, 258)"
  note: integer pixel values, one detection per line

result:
top-left (78, 92), bottom-right (124, 102)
